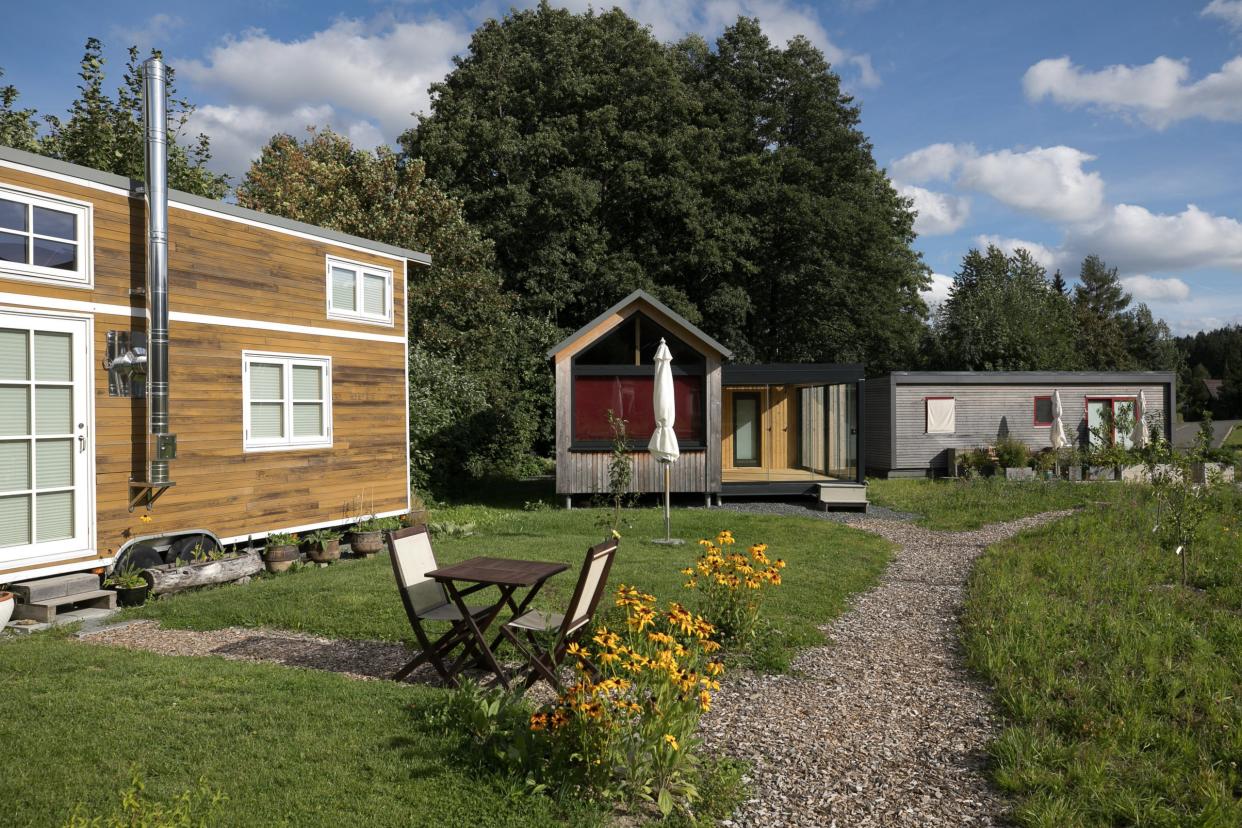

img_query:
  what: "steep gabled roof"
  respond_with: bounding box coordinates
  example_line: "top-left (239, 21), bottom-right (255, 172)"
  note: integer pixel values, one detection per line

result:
top-left (546, 289), bottom-right (733, 360)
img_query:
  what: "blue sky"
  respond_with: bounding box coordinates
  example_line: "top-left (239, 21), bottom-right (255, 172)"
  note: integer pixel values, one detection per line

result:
top-left (2, 0), bottom-right (1241, 334)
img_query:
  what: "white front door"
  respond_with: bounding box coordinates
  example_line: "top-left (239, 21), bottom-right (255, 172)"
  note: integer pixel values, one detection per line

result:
top-left (0, 310), bottom-right (93, 568)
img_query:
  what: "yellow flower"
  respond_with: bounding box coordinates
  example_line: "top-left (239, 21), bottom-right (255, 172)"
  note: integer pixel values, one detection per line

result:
top-left (663, 734), bottom-right (680, 751)
top-left (530, 712), bottom-right (549, 731)
top-left (139, 514), bottom-right (153, 524)
top-left (611, 529), bottom-right (622, 539)
top-left (566, 642), bottom-right (588, 659)
top-left (706, 661), bottom-right (725, 676)
top-left (698, 690), bottom-right (712, 712)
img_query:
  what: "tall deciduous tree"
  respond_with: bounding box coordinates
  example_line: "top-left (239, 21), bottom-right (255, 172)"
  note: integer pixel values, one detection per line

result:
top-left (932, 245), bottom-right (1078, 370)
top-left (28, 39), bottom-right (229, 198)
top-left (0, 68), bottom-right (39, 151)
top-left (238, 130), bottom-right (555, 492)
top-left (403, 3), bottom-right (928, 369)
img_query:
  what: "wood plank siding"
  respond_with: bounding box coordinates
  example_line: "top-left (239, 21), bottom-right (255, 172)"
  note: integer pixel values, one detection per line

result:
top-left (0, 154), bottom-right (414, 576)
top-left (552, 298), bottom-right (723, 496)
top-left (865, 375), bottom-right (1174, 475)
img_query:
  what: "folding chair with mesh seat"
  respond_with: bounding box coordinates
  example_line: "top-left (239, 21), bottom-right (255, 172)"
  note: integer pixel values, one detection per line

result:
top-left (386, 525), bottom-right (493, 683)
top-left (499, 538), bottom-right (619, 690)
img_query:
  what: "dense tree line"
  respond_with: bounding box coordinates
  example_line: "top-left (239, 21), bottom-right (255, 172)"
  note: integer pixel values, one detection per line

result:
top-left (930, 246), bottom-right (1181, 376)
top-left (1179, 326), bottom-right (1242, 418)
top-left (403, 3), bottom-right (929, 368)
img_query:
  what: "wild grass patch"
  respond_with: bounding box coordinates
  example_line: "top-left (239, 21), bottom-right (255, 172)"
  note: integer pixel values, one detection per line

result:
top-left (963, 489), bottom-right (1242, 826)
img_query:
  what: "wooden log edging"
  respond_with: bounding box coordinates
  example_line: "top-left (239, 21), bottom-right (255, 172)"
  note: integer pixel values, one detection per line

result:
top-left (144, 552), bottom-right (264, 596)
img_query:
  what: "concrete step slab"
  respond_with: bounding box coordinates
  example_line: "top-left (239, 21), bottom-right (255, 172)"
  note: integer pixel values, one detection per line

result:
top-left (10, 572), bottom-right (100, 603)
top-left (13, 589), bottom-right (117, 624)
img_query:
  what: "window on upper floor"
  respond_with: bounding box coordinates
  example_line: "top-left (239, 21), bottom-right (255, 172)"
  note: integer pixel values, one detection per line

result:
top-left (326, 255), bottom-right (393, 325)
top-left (0, 186), bottom-right (92, 288)
top-left (243, 352), bottom-right (332, 451)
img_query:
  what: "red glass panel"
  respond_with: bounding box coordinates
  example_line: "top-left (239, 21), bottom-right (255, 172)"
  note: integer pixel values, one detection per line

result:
top-left (572, 375), bottom-right (704, 443)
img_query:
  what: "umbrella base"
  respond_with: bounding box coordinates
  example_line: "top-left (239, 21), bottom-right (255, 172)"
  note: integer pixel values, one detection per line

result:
top-left (650, 538), bottom-right (685, 546)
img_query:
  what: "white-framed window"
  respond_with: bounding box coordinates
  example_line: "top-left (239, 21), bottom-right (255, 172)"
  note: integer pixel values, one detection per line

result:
top-left (0, 184), bottom-right (93, 288)
top-left (325, 255), bottom-right (393, 325)
top-left (242, 352), bottom-right (332, 451)
top-left (926, 396), bottom-right (956, 434)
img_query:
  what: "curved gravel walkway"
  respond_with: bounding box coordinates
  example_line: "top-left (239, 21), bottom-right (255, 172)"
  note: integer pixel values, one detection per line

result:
top-left (701, 509), bottom-right (1074, 827)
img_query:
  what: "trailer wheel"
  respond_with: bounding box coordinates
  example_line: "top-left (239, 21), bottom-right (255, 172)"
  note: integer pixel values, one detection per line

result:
top-left (118, 543), bottom-right (162, 571)
top-left (166, 534), bottom-right (222, 565)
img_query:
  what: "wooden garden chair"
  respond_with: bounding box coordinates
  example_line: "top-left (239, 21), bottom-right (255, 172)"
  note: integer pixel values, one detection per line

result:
top-left (386, 525), bottom-right (493, 683)
top-left (499, 538), bottom-right (619, 690)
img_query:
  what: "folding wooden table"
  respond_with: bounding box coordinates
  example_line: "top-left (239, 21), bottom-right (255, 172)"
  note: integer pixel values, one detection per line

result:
top-left (425, 556), bottom-right (568, 688)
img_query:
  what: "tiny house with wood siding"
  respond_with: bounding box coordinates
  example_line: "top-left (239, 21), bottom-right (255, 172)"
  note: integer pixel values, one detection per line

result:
top-left (549, 290), bottom-right (868, 509)
top-left (0, 60), bottom-right (424, 585)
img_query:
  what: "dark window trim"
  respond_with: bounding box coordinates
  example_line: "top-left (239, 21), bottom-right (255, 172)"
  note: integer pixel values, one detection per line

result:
top-left (731, 392), bottom-right (762, 468)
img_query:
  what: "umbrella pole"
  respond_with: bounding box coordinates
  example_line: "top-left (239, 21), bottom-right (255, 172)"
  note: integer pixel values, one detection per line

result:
top-left (664, 463), bottom-right (671, 541)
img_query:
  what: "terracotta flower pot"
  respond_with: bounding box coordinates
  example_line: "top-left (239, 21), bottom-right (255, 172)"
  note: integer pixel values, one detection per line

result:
top-left (349, 531), bottom-right (384, 556)
top-left (263, 544), bottom-right (300, 573)
top-left (0, 591), bottom-right (14, 628)
top-left (307, 539), bottom-right (341, 563)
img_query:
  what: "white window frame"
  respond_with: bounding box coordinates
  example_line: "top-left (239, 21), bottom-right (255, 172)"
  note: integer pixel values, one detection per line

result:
top-left (0, 183), bottom-right (93, 289)
top-left (325, 255), bottom-right (393, 326)
top-left (242, 351), bottom-right (333, 452)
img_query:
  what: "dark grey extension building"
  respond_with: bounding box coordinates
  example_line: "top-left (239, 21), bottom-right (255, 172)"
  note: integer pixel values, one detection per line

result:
top-left (864, 371), bottom-right (1177, 478)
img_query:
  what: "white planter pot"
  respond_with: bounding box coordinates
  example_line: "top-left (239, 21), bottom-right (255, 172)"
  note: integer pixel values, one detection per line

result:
top-left (0, 592), bottom-right (14, 629)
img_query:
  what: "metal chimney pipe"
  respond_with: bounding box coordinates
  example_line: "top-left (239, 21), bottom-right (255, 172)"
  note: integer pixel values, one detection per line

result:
top-left (142, 56), bottom-right (175, 486)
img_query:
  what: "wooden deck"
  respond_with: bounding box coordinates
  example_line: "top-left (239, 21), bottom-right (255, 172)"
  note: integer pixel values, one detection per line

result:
top-left (722, 466), bottom-right (843, 483)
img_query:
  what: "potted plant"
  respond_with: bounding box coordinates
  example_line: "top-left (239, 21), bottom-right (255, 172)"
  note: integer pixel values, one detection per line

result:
top-left (104, 565), bottom-right (151, 607)
top-left (305, 528), bottom-right (342, 563)
top-left (0, 590), bottom-right (14, 628)
top-left (262, 532), bottom-right (300, 573)
top-left (349, 516), bottom-right (398, 556)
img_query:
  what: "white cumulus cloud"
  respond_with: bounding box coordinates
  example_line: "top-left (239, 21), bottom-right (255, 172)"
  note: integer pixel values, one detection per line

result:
top-left (974, 235), bottom-right (1062, 270)
top-left (890, 143), bottom-right (1104, 222)
top-left (179, 16), bottom-right (471, 176)
top-left (1121, 274), bottom-right (1192, 303)
top-left (1023, 55), bottom-right (1242, 128)
top-left (897, 185), bottom-right (970, 235)
top-left (1203, 0), bottom-right (1242, 30)
top-left (1067, 203), bottom-right (1242, 272)
top-left (921, 272), bottom-right (954, 309)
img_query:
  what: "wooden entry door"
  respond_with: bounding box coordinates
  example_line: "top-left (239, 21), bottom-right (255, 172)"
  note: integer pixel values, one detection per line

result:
top-left (0, 309), bottom-right (93, 569)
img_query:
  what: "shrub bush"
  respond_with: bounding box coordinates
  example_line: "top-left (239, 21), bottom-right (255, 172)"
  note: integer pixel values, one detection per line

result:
top-left (993, 437), bottom-right (1031, 470)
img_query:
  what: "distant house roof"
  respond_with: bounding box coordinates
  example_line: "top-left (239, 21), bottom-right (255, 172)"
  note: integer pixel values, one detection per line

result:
top-left (546, 289), bottom-right (733, 360)
top-left (882, 371), bottom-right (1177, 386)
top-left (0, 144), bottom-right (431, 265)
top-left (1204, 378), bottom-right (1224, 399)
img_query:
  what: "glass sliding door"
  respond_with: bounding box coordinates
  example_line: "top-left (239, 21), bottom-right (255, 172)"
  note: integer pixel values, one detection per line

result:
top-left (796, 383), bottom-right (858, 481)
top-left (732, 393), bottom-right (761, 467)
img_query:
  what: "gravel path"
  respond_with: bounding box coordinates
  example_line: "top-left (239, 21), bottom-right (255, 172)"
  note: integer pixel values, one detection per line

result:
top-left (701, 509), bottom-right (1074, 827)
top-left (80, 621), bottom-right (444, 684)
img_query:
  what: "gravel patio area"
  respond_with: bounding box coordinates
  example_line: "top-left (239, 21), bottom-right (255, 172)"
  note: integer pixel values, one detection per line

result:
top-left (700, 509), bottom-right (1074, 827)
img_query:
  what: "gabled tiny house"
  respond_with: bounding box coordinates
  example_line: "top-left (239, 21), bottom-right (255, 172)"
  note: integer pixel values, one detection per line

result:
top-left (549, 291), bottom-right (867, 508)
top-left (0, 59), bottom-right (425, 583)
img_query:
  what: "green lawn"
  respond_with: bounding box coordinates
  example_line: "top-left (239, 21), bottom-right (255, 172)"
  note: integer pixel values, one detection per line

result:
top-left (867, 477), bottom-right (1124, 531)
top-left (962, 487), bottom-right (1242, 826)
top-left (0, 631), bottom-right (596, 827)
top-left (1223, 425), bottom-right (1242, 448)
top-left (126, 501), bottom-right (891, 665)
top-left (2, 495), bottom-right (890, 826)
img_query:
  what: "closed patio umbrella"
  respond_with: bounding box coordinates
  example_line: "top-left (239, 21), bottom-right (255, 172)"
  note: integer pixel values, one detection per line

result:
top-left (649, 338), bottom-right (683, 545)
top-left (1050, 389), bottom-right (1068, 450)
top-left (1133, 390), bottom-right (1148, 448)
